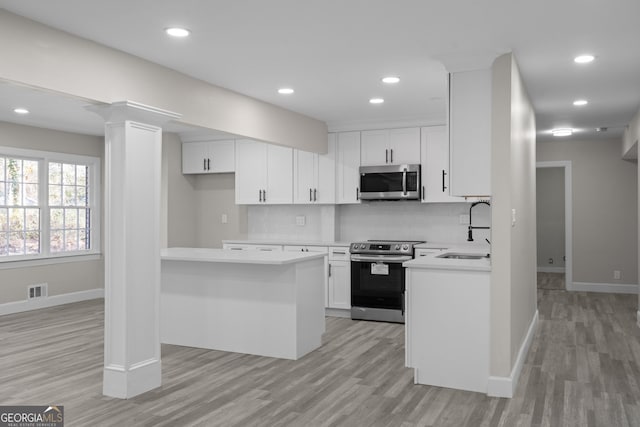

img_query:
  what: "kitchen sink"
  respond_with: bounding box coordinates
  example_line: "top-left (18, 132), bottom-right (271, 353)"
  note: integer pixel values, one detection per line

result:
top-left (436, 252), bottom-right (490, 260)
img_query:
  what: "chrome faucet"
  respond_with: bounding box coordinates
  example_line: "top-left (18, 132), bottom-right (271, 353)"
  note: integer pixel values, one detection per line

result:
top-left (467, 201), bottom-right (490, 242)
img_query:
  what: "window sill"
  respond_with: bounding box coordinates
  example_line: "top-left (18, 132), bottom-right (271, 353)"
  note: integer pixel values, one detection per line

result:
top-left (0, 253), bottom-right (103, 270)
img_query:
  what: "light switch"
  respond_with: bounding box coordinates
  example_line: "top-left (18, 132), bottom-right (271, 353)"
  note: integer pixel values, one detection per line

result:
top-left (511, 209), bottom-right (516, 227)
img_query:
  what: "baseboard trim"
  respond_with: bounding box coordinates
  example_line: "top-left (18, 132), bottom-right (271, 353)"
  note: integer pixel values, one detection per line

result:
top-left (487, 309), bottom-right (539, 398)
top-left (569, 281), bottom-right (638, 294)
top-left (103, 358), bottom-right (161, 399)
top-left (0, 288), bottom-right (104, 316)
top-left (537, 267), bottom-right (566, 273)
top-left (325, 308), bottom-right (351, 318)
top-left (637, 311), bottom-right (640, 329)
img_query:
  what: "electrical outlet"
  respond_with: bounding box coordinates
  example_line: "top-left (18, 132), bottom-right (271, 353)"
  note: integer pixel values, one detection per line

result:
top-left (613, 270), bottom-right (621, 280)
top-left (459, 214), bottom-right (470, 225)
top-left (548, 258), bottom-right (554, 264)
top-left (221, 213), bottom-right (228, 224)
top-left (295, 215), bottom-right (306, 226)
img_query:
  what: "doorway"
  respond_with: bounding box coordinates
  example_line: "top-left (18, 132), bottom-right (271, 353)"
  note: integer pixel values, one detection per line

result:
top-left (536, 161), bottom-right (573, 291)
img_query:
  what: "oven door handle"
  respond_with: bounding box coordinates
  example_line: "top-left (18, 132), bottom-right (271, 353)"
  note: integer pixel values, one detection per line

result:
top-left (350, 254), bottom-right (412, 263)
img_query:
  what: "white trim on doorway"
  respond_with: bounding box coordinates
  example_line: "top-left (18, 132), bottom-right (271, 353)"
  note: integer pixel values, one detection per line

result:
top-left (536, 161), bottom-right (573, 290)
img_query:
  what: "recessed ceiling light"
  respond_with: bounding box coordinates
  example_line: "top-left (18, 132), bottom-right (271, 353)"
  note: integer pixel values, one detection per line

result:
top-left (165, 27), bottom-right (190, 37)
top-left (369, 98), bottom-right (384, 104)
top-left (574, 54), bottom-right (594, 64)
top-left (13, 108), bottom-right (29, 114)
top-left (278, 88), bottom-right (294, 95)
top-left (573, 99), bottom-right (588, 106)
top-left (552, 128), bottom-right (573, 137)
top-left (382, 76), bottom-right (400, 84)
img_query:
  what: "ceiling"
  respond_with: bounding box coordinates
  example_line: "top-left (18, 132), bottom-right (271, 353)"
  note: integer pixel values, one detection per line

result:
top-left (1, 0), bottom-right (639, 142)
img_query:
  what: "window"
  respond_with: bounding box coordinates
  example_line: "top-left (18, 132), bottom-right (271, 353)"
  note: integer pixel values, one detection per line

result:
top-left (0, 147), bottom-right (100, 262)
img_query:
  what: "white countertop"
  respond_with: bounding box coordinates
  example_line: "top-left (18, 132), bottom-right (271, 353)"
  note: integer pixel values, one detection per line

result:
top-left (404, 243), bottom-right (491, 272)
top-left (222, 239), bottom-right (351, 247)
top-left (161, 247), bottom-right (327, 265)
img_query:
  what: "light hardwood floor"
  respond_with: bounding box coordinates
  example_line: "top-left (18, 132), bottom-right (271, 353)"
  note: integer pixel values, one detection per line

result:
top-left (1, 285), bottom-right (640, 426)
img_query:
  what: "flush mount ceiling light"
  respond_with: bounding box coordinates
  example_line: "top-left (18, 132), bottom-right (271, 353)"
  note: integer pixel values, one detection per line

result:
top-left (552, 128), bottom-right (573, 137)
top-left (13, 107), bottom-right (29, 114)
top-left (277, 88), bottom-right (294, 95)
top-left (381, 76), bottom-right (400, 84)
top-left (165, 27), bottom-right (190, 37)
top-left (369, 98), bottom-right (384, 104)
top-left (574, 54), bottom-right (594, 64)
top-left (573, 99), bottom-right (588, 106)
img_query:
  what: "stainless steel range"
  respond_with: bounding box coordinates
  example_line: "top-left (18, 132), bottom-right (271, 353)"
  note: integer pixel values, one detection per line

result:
top-left (350, 240), bottom-right (424, 323)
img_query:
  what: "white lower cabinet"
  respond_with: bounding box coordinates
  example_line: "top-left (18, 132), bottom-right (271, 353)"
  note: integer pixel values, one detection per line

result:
top-left (222, 243), bottom-right (283, 252)
top-left (405, 266), bottom-right (489, 393)
top-left (328, 247), bottom-right (351, 309)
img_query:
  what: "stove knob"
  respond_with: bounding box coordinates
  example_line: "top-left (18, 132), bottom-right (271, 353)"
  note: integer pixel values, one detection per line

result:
top-left (360, 244), bottom-right (366, 249)
top-left (402, 244), bottom-right (409, 251)
top-left (395, 244), bottom-right (400, 250)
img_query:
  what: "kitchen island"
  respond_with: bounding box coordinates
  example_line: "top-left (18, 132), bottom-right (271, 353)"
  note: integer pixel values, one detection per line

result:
top-left (160, 247), bottom-right (326, 360)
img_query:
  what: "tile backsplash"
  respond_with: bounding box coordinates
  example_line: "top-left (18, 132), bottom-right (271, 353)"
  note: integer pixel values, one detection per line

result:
top-left (248, 201), bottom-right (491, 244)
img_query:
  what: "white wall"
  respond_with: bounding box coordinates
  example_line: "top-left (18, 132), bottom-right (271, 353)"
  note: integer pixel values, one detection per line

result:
top-left (490, 53), bottom-right (537, 381)
top-left (538, 138), bottom-right (638, 285)
top-left (536, 167), bottom-right (565, 269)
top-left (0, 10), bottom-right (327, 153)
top-left (0, 121), bottom-right (104, 304)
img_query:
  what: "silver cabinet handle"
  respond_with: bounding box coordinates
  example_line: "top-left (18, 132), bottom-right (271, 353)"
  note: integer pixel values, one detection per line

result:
top-left (385, 149), bottom-right (388, 163)
top-left (310, 188), bottom-right (312, 202)
top-left (333, 251), bottom-right (346, 255)
top-left (328, 264), bottom-right (332, 277)
top-left (207, 158), bottom-right (211, 170)
top-left (422, 186), bottom-right (425, 201)
top-left (390, 149), bottom-right (393, 163)
top-left (313, 188), bottom-right (317, 201)
top-left (259, 189), bottom-right (262, 202)
top-left (203, 158), bottom-right (207, 171)
top-left (442, 170), bottom-right (448, 192)
top-left (356, 187), bottom-right (359, 201)
top-left (263, 189), bottom-right (266, 202)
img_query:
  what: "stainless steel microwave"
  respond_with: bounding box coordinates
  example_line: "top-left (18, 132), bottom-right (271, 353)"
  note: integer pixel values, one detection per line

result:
top-left (359, 164), bottom-right (421, 201)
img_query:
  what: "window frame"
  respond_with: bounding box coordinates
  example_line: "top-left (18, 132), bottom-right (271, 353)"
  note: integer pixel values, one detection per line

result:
top-left (0, 145), bottom-right (101, 264)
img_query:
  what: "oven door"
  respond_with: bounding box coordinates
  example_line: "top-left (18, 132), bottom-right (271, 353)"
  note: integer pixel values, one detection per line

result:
top-left (350, 254), bottom-right (411, 322)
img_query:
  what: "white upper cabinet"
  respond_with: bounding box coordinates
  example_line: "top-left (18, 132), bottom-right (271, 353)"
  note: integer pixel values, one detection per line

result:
top-left (293, 134), bottom-right (336, 204)
top-left (449, 70), bottom-right (491, 197)
top-left (360, 127), bottom-right (420, 166)
top-left (421, 126), bottom-right (464, 203)
top-left (182, 140), bottom-right (235, 174)
top-left (335, 131), bottom-right (361, 204)
top-left (235, 139), bottom-right (292, 204)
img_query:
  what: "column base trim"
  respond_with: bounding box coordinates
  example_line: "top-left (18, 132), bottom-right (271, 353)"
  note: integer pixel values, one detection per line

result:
top-left (103, 358), bottom-right (161, 399)
top-left (487, 309), bottom-right (538, 398)
top-left (637, 310), bottom-right (640, 329)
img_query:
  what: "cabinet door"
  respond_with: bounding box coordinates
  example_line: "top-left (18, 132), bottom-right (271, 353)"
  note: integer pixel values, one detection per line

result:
top-left (389, 127), bottom-right (420, 165)
top-left (449, 70), bottom-right (491, 197)
top-left (235, 139), bottom-right (266, 204)
top-left (316, 134), bottom-right (336, 204)
top-left (328, 260), bottom-right (350, 309)
top-left (293, 150), bottom-right (317, 204)
top-left (421, 126), bottom-right (464, 202)
top-left (335, 131), bottom-right (361, 204)
top-left (265, 144), bottom-right (293, 204)
top-left (208, 140), bottom-right (235, 173)
top-left (360, 129), bottom-right (389, 166)
top-left (182, 142), bottom-right (210, 174)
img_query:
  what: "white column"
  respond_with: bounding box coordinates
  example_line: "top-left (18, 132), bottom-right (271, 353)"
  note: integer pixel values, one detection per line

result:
top-left (88, 101), bottom-right (181, 398)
